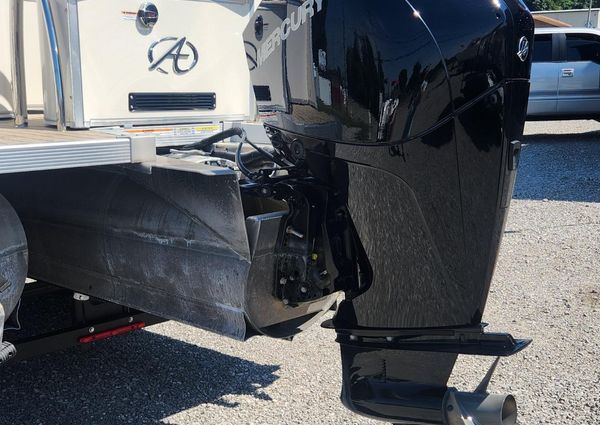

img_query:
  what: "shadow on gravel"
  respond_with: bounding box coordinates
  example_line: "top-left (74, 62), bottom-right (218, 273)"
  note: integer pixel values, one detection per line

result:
top-left (514, 134), bottom-right (600, 203)
top-left (0, 328), bottom-right (279, 425)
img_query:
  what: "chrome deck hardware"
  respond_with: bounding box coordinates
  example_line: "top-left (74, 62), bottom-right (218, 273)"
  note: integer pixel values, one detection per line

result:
top-left (40, 0), bottom-right (66, 131)
top-left (10, 0), bottom-right (28, 128)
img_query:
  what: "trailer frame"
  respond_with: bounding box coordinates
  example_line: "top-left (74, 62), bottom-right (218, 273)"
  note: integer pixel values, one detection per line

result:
top-left (3, 281), bottom-right (166, 364)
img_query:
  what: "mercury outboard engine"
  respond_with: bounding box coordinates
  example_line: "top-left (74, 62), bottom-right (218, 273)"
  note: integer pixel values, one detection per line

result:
top-left (245, 0), bottom-right (534, 423)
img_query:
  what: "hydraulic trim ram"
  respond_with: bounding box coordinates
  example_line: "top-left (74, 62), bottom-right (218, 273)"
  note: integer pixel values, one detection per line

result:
top-left (0, 1), bottom-right (533, 423)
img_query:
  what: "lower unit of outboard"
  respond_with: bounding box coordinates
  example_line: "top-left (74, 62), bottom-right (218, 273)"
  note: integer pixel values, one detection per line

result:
top-left (245, 0), bottom-right (534, 423)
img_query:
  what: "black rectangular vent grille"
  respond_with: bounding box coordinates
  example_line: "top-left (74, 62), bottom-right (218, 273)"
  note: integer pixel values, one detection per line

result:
top-left (129, 93), bottom-right (216, 112)
top-left (253, 85), bottom-right (272, 102)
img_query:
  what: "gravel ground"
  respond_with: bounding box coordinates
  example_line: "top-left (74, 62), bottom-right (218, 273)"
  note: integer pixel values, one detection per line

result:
top-left (1, 120), bottom-right (599, 425)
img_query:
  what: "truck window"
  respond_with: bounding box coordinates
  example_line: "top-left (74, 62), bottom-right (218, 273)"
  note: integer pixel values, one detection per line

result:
top-left (566, 33), bottom-right (600, 63)
top-left (532, 34), bottom-right (552, 63)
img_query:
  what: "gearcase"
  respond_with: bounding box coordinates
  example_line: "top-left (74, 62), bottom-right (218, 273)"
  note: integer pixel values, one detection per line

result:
top-left (0, 0), bottom-right (534, 423)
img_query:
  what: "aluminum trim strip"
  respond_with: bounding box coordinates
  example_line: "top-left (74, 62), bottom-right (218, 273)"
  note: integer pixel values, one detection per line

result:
top-left (87, 114), bottom-right (249, 128)
top-left (0, 138), bottom-right (132, 174)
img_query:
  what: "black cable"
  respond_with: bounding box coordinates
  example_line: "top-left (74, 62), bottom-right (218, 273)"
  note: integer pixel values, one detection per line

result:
top-left (235, 130), bottom-right (258, 181)
top-left (179, 127), bottom-right (244, 152)
top-left (211, 148), bottom-right (275, 165)
top-left (180, 127), bottom-right (288, 166)
top-left (245, 139), bottom-right (288, 167)
top-left (178, 127), bottom-right (291, 181)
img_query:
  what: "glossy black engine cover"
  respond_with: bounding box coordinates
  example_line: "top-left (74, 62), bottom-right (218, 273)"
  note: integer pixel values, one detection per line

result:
top-left (247, 0), bottom-right (533, 423)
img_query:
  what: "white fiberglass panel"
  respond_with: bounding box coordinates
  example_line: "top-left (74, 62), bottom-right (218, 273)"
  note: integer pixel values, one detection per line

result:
top-left (74, 0), bottom-right (256, 126)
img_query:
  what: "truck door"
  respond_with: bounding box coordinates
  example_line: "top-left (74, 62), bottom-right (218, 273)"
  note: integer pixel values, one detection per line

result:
top-left (557, 32), bottom-right (600, 116)
top-left (528, 33), bottom-right (559, 116)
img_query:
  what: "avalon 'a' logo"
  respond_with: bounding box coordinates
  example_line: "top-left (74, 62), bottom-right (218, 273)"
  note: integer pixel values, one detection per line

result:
top-left (148, 37), bottom-right (198, 75)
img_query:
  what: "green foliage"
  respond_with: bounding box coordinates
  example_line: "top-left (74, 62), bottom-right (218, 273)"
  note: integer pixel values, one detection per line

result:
top-left (524, 0), bottom-right (600, 11)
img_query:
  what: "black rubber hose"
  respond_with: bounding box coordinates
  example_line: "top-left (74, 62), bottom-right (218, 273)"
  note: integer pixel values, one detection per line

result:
top-left (244, 138), bottom-right (287, 167)
top-left (180, 127), bottom-right (245, 152)
top-left (211, 148), bottom-right (275, 165)
top-left (235, 131), bottom-right (257, 180)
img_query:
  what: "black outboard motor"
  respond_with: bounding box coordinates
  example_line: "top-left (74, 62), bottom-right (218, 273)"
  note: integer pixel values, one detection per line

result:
top-left (245, 1), bottom-right (533, 423)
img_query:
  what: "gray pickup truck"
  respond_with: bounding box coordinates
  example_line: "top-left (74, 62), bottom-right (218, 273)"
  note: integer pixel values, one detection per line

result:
top-left (528, 27), bottom-right (600, 119)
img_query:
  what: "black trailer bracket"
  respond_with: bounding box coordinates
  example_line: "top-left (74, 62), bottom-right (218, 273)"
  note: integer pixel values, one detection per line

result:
top-left (6, 311), bottom-right (165, 363)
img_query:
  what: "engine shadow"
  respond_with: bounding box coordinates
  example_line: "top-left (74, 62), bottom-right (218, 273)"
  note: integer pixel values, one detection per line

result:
top-left (513, 133), bottom-right (600, 203)
top-left (0, 327), bottom-right (280, 425)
